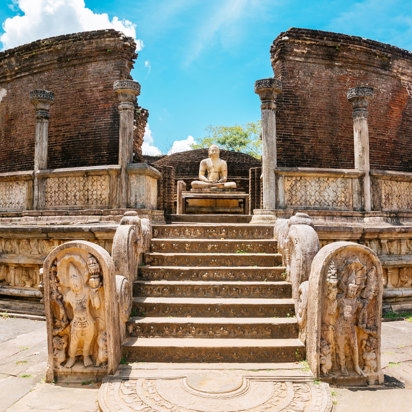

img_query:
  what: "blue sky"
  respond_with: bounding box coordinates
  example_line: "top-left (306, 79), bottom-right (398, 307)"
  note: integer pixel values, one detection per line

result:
top-left (0, 0), bottom-right (411, 155)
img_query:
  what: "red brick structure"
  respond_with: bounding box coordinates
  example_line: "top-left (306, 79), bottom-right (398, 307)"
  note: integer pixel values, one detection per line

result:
top-left (0, 30), bottom-right (146, 173)
top-left (271, 28), bottom-right (412, 172)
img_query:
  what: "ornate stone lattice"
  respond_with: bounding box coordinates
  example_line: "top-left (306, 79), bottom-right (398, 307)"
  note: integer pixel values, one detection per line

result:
top-left (284, 176), bottom-right (352, 209)
top-left (44, 175), bottom-right (109, 209)
top-left (0, 263), bottom-right (41, 288)
top-left (98, 375), bottom-right (332, 412)
top-left (307, 242), bottom-right (383, 385)
top-left (0, 181), bottom-right (27, 210)
top-left (372, 178), bottom-right (412, 211)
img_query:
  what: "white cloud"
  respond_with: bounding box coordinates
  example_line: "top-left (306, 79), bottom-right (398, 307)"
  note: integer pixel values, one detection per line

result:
top-left (144, 60), bottom-right (151, 73)
top-left (168, 135), bottom-right (196, 155)
top-left (1, 0), bottom-right (141, 50)
top-left (142, 124), bottom-right (162, 156)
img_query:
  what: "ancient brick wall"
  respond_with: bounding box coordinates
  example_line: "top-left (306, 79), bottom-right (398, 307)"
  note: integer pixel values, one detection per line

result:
top-left (156, 165), bottom-right (175, 215)
top-left (271, 28), bottom-right (412, 172)
top-left (0, 30), bottom-right (139, 173)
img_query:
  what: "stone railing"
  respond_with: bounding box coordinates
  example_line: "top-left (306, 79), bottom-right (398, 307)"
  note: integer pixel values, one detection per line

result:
top-left (371, 170), bottom-right (412, 212)
top-left (38, 166), bottom-right (120, 210)
top-left (0, 163), bottom-right (162, 212)
top-left (0, 171), bottom-right (33, 211)
top-left (275, 168), bottom-right (364, 210)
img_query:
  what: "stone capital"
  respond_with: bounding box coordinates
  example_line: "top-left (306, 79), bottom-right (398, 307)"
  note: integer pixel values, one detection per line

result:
top-left (114, 80), bottom-right (141, 103)
top-left (347, 87), bottom-right (374, 118)
top-left (255, 78), bottom-right (282, 110)
top-left (30, 90), bottom-right (54, 118)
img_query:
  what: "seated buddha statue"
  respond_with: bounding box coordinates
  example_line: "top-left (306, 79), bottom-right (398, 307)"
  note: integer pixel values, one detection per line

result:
top-left (191, 145), bottom-right (236, 190)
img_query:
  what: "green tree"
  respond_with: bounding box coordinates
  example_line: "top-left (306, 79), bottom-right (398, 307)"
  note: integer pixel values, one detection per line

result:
top-left (191, 121), bottom-right (262, 158)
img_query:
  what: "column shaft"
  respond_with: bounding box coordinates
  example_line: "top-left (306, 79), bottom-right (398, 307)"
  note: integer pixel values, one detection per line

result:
top-left (114, 80), bottom-right (141, 209)
top-left (347, 87), bottom-right (374, 212)
top-left (30, 90), bottom-right (54, 210)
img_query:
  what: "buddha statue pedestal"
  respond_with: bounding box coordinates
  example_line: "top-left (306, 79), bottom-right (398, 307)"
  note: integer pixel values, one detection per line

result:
top-left (177, 145), bottom-right (249, 215)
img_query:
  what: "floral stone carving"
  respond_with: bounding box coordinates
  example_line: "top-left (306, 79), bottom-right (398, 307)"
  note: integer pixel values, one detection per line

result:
top-left (306, 241), bottom-right (383, 385)
top-left (43, 240), bottom-right (120, 382)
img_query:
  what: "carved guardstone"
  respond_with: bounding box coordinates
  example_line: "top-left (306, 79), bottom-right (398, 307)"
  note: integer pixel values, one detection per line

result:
top-left (43, 240), bottom-right (120, 382)
top-left (306, 241), bottom-right (384, 385)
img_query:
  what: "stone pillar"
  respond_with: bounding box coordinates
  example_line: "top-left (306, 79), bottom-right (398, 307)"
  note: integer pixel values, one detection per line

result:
top-left (347, 87), bottom-right (374, 212)
top-left (251, 78), bottom-right (282, 224)
top-left (30, 90), bottom-right (54, 209)
top-left (114, 80), bottom-right (141, 208)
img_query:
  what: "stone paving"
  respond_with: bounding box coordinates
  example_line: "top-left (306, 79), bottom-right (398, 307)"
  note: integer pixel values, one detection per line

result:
top-left (0, 315), bottom-right (412, 411)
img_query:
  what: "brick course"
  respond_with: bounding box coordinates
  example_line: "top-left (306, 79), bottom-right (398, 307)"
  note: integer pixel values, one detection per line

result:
top-left (271, 28), bottom-right (412, 172)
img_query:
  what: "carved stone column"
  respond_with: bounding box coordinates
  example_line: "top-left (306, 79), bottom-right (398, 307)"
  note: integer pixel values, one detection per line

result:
top-left (30, 90), bottom-right (54, 209)
top-left (347, 87), bottom-right (374, 212)
top-left (251, 78), bottom-right (282, 223)
top-left (114, 80), bottom-right (141, 208)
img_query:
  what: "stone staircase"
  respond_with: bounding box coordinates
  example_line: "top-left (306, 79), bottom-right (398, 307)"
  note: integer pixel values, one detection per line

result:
top-left (121, 222), bottom-right (305, 363)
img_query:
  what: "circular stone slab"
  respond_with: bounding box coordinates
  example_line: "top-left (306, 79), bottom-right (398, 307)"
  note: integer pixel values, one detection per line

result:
top-left (185, 372), bottom-right (243, 394)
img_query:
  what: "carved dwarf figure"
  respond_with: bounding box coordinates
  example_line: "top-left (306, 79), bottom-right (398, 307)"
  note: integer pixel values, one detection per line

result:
top-left (191, 145), bottom-right (236, 190)
top-left (64, 256), bottom-right (101, 368)
top-left (336, 281), bottom-right (364, 376)
top-left (320, 340), bottom-right (333, 375)
top-left (362, 337), bottom-right (378, 374)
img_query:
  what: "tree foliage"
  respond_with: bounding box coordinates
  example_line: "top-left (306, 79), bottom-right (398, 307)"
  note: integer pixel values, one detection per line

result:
top-left (191, 121), bottom-right (262, 158)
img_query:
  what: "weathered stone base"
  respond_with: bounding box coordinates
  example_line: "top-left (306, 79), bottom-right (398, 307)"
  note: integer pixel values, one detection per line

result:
top-left (98, 366), bottom-right (332, 412)
top-left (321, 371), bottom-right (384, 386)
top-left (50, 364), bottom-right (109, 384)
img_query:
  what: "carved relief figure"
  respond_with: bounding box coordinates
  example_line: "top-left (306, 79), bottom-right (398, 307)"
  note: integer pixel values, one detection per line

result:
top-left (191, 145), bottom-right (236, 190)
top-left (49, 252), bottom-right (105, 370)
top-left (319, 256), bottom-right (380, 380)
top-left (335, 281), bottom-right (364, 376)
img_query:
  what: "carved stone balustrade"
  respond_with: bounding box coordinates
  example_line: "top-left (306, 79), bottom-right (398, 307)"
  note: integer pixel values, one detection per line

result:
top-left (275, 167), bottom-right (364, 210)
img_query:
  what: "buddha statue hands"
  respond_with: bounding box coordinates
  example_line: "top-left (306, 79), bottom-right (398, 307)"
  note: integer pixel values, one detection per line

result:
top-left (191, 145), bottom-right (236, 190)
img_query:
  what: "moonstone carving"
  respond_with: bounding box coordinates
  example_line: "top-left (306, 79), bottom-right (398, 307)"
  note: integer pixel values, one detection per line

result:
top-left (306, 242), bottom-right (383, 385)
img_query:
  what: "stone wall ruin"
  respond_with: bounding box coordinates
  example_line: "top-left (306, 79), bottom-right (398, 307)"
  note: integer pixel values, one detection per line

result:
top-left (0, 29), bottom-right (146, 172)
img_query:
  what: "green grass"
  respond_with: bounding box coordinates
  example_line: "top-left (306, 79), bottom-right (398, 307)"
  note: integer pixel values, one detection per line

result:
top-left (299, 360), bottom-right (310, 372)
top-left (20, 374), bottom-right (32, 378)
top-left (16, 360), bottom-right (28, 365)
top-left (120, 356), bottom-right (128, 365)
top-left (387, 362), bottom-right (400, 368)
top-left (383, 311), bottom-right (412, 320)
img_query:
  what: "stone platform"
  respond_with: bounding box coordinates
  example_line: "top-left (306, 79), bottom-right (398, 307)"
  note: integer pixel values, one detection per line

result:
top-left (98, 363), bottom-right (332, 412)
top-left (182, 191), bottom-right (249, 214)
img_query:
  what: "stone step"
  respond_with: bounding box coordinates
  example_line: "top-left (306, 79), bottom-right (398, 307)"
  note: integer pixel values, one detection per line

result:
top-left (0, 297), bottom-right (44, 317)
top-left (126, 317), bottom-right (299, 339)
top-left (151, 239), bottom-right (277, 253)
top-left (122, 337), bottom-right (305, 363)
top-left (153, 224), bottom-right (274, 240)
top-left (132, 297), bottom-right (295, 318)
top-left (145, 253), bottom-right (282, 267)
top-left (133, 280), bottom-right (292, 298)
top-left (139, 266), bottom-right (287, 281)
top-left (170, 214), bottom-right (252, 224)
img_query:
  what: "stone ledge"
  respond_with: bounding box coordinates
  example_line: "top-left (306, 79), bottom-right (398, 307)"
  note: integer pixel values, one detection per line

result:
top-left (275, 167), bottom-right (364, 178)
top-left (371, 169), bottom-right (412, 181)
top-left (0, 171), bottom-right (34, 181)
top-left (127, 163), bottom-right (161, 179)
top-left (37, 165), bottom-right (120, 178)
